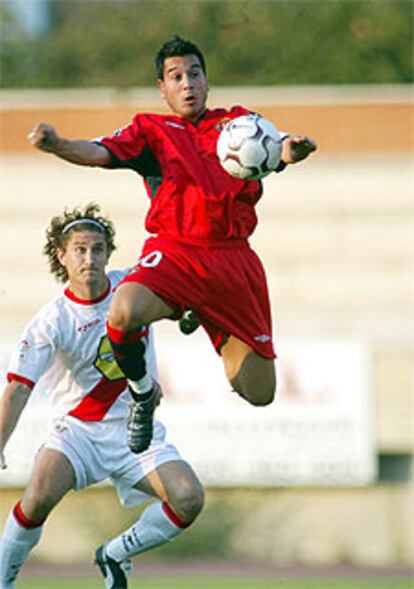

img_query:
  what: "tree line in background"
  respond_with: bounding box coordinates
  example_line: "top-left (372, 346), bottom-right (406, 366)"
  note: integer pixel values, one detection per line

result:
top-left (1, 0), bottom-right (412, 88)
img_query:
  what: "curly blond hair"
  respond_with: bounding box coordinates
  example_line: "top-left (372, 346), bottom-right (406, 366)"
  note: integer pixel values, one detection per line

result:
top-left (43, 203), bottom-right (116, 283)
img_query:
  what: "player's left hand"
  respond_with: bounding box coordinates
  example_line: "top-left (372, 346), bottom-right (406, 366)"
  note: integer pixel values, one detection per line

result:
top-left (282, 135), bottom-right (317, 164)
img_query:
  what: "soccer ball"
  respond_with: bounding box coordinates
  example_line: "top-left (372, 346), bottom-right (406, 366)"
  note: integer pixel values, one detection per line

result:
top-left (217, 113), bottom-right (282, 180)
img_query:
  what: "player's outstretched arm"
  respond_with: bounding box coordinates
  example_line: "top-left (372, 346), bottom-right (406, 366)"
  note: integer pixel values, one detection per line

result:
top-left (281, 135), bottom-right (317, 165)
top-left (28, 122), bottom-right (111, 167)
top-left (0, 381), bottom-right (32, 469)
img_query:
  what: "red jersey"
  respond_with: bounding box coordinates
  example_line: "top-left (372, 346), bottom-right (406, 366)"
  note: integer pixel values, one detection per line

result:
top-left (97, 106), bottom-right (263, 246)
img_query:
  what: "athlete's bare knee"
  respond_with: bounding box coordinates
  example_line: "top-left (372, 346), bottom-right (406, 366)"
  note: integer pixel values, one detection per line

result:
top-left (169, 478), bottom-right (205, 522)
top-left (230, 356), bottom-right (276, 407)
top-left (108, 298), bottom-right (142, 332)
top-left (108, 304), bottom-right (139, 331)
top-left (249, 387), bottom-right (275, 406)
top-left (238, 384), bottom-right (275, 406)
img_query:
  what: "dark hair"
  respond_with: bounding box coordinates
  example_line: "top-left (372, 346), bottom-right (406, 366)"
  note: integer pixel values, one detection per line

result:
top-left (43, 202), bottom-right (116, 283)
top-left (155, 34), bottom-right (206, 80)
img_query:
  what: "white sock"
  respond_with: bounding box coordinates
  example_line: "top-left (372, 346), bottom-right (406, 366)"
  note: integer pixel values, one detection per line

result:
top-left (128, 373), bottom-right (153, 396)
top-left (0, 511), bottom-right (43, 588)
top-left (105, 501), bottom-right (187, 562)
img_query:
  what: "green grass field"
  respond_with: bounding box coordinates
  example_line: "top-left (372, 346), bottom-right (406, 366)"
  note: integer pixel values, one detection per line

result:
top-left (18, 576), bottom-right (413, 589)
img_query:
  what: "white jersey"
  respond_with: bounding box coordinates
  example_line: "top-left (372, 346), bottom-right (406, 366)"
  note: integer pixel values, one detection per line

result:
top-left (7, 269), bottom-right (157, 423)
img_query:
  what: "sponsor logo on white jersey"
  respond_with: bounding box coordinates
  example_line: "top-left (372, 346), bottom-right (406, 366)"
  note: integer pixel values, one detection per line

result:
top-left (77, 318), bottom-right (102, 333)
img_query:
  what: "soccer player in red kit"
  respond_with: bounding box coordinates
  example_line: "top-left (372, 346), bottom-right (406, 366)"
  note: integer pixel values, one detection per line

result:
top-left (29, 35), bottom-right (317, 454)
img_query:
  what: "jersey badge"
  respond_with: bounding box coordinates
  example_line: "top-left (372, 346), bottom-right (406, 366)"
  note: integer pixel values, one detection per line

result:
top-left (215, 117), bottom-right (231, 132)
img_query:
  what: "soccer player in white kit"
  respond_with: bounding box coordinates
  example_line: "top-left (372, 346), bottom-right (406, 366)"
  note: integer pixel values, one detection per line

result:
top-left (0, 204), bottom-right (204, 589)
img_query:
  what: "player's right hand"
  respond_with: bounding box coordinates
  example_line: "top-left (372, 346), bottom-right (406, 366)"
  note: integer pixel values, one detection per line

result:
top-left (28, 122), bottom-right (60, 152)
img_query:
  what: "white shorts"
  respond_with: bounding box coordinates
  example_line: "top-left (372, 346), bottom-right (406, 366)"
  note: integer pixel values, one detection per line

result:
top-left (43, 415), bottom-right (182, 507)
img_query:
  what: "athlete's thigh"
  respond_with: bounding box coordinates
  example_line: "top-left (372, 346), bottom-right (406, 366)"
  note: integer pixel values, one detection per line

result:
top-left (21, 448), bottom-right (76, 514)
top-left (109, 281), bottom-right (175, 327)
top-left (133, 460), bottom-right (202, 504)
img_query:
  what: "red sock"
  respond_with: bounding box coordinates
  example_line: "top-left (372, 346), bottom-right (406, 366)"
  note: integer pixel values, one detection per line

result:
top-left (106, 323), bottom-right (149, 380)
top-left (13, 502), bottom-right (46, 529)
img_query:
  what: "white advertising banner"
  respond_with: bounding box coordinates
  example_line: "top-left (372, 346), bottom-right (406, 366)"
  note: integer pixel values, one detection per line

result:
top-left (155, 334), bottom-right (376, 486)
top-left (0, 335), bottom-right (376, 487)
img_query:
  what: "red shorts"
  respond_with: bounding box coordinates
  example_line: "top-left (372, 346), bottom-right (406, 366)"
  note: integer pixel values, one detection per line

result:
top-left (122, 236), bottom-right (276, 359)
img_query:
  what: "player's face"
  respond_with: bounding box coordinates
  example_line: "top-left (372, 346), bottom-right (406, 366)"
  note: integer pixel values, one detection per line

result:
top-left (58, 230), bottom-right (109, 296)
top-left (158, 55), bottom-right (208, 121)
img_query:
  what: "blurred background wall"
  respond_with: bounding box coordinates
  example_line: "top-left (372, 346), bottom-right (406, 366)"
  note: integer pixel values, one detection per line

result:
top-left (0, 0), bottom-right (413, 569)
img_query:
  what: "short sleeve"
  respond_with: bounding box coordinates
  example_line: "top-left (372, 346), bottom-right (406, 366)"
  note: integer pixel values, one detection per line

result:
top-left (7, 311), bottom-right (58, 387)
top-left (94, 114), bottom-right (147, 168)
